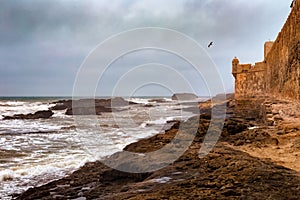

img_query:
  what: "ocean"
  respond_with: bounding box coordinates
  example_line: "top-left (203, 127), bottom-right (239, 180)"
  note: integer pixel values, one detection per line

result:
top-left (0, 96), bottom-right (201, 199)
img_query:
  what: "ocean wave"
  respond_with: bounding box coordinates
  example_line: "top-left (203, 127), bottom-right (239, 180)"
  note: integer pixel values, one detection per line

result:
top-left (0, 119), bottom-right (63, 135)
top-left (0, 101), bottom-right (55, 117)
top-left (0, 154), bottom-right (93, 198)
top-left (0, 97), bottom-right (196, 199)
top-left (0, 169), bottom-right (15, 182)
top-left (140, 116), bottom-right (178, 127)
top-left (127, 98), bottom-right (150, 104)
top-left (0, 101), bottom-right (26, 106)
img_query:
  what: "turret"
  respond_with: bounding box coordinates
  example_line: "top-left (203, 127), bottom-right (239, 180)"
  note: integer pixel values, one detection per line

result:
top-left (232, 57), bottom-right (239, 78)
top-left (264, 41), bottom-right (274, 60)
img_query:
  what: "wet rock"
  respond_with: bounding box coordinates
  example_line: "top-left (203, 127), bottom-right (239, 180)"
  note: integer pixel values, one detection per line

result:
top-left (172, 93), bottom-right (198, 101)
top-left (181, 106), bottom-right (201, 114)
top-left (51, 97), bottom-right (135, 115)
top-left (200, 113), bottom-right (211, 120)
top-left (148, 98), bottom-right (168, 103)
top-left (143, 104), bottom-right (155, 107)
top-left (15, 116), bottom-right (300, 200)
top-left (50, 103), bottom-right (68, 110)
top-left (223, 118), bottom-right (248, 135)
top-left (267, 120), bottom-right (274, 126)
top-left (72, 197), bottom-right (86, 200)
top-left (273, 115), bottom-right (283, 121)
top-left (13, 95), bottom-right (300, 199)
top-left (225, 129), bottom-right (278, 146)
top-left (65, 106), bottom-right (112, 115)
top-left (3, 110), bottom-right (54, 120)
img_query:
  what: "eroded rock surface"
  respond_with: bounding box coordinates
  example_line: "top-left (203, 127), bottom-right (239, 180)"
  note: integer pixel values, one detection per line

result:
top-left (15, 98), bottom-right (300, 199)
top-left (3, 110), bottom-right (54, 120)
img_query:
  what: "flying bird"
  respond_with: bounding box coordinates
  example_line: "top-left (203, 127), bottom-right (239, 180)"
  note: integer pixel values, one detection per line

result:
top-left (208, 41), bottom-right (213, 48)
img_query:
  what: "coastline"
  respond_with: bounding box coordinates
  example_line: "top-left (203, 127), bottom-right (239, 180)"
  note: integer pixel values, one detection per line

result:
top-left (14, 96), bottom-right (300, 199)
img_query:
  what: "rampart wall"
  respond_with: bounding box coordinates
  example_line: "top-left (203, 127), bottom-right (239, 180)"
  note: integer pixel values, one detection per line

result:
top-left (265, 1), bottom-right (300, 100)
top-left (232, 1), bottom-right (300, 119)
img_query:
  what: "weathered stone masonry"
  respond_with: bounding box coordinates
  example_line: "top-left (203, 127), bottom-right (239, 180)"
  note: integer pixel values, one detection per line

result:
top-left (232, 1), bottom-right (300, 119)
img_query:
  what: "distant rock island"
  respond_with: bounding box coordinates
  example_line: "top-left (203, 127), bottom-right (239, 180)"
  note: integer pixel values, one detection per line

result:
top-left (171, 93), bottom-right (198, 101)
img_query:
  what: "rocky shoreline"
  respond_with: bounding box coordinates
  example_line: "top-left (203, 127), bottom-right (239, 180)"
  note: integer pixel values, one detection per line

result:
top-left (14, 96), bottom-right (300, 199)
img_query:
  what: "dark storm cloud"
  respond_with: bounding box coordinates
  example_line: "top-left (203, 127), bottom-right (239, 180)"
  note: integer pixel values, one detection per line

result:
top-left (0, 0), bottom-right (291, 96)
top-left (0, 0), bottom-right (113, 46)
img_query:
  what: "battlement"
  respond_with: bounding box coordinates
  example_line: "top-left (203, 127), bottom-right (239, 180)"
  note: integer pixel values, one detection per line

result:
top-left (232, 41), bottom-right (271, 79)
top-left (232, 61), bottom-right (266, 76)
top-left (231, 41), bottom-right (270, 100)
top-left (232, 1), bottom-right (300, 118)
top-left (232, 56), bottom-right (267, 100)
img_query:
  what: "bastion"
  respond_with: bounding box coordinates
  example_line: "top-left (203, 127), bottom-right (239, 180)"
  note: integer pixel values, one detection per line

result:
top-left (232, 0), bottom-right (300, 120)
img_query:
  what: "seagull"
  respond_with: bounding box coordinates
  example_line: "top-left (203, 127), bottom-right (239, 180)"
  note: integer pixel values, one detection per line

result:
top-left (208, 41), bottom-right (213, 48)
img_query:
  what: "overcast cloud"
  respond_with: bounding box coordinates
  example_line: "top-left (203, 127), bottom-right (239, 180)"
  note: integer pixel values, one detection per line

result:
top-left (0, 0), bottom-right (291, 96)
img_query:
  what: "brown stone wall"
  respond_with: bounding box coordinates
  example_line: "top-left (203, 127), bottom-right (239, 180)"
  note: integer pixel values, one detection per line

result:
top-left (265, 0), bottom-right (300, 100)
top-left (232, 2), bottom-right (300, 120)
top-left (234, 98), bottom-right (264, 120)
top-left (264, 42), bottom-right (274, 59)
top-left (233, 62), bottom-right (266, 99)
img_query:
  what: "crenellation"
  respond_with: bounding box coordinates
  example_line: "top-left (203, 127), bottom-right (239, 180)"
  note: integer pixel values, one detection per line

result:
top-left (232, 56), bottom-right (267, 100)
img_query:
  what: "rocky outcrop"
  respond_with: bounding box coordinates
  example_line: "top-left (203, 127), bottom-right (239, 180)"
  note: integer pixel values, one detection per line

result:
top-left (14, 97), bottom-right (300, 199)
top-left (50, 100), bottom-right (72, 111)
top-left (171, 93), bottom-right (198, 101)
top-left (15, 104), bottom-right (300, 199)
top-left (51, 97), bottom-right (136, 115)
top-left (3, 110), bottom-right (54, 120)
top-left (50, 103), bottom-right (68, 110)
top-left (65, 106), bottom-right (113, 115)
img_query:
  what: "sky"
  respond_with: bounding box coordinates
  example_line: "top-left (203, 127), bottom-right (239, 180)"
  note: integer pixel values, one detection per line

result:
top-left (0, 0), bottom-right (291, 96)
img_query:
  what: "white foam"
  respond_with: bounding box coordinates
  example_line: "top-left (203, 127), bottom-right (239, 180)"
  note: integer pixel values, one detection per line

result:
top-left (163, 98), bottom-right (172, 102)
top-left (127, 98), bottom-right (149, 104)
top-left (0, 138), bottom-right (6, 144)
top-left (2, 153), bottom-right (92, 182)
top-left (248, 126), bottom-right (259, 130)
top-left (52, 110), bottom-right (69, 118)
top-left (0, 97), bottom-right (197, 199)
top-left (150, 177), bottom-right (172, 183)
top-left (172, 172), bottom-right (183, 175)
top-left (0, 153), bottom-right (94, 199)
top-left (0, 101), bottom-right (26, 106)
top-left (0, 101), bottom-right (54, 117)
top-left (0, 119), bottom-right (64, 135)
top-left (0, 169), bottom-right (16, 182)
top-left (139, 116), bottom-right (178, 129)
top-left (145, 118), bottom-right (168, 125)
top-left (139, 122), bottom-right (147, 128)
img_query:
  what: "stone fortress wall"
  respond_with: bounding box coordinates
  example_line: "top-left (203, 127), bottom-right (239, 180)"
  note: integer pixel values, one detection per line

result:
top-left (265, 1), bottom-right (300, 100)
top-left (232, 0), bottom-right (300, 119)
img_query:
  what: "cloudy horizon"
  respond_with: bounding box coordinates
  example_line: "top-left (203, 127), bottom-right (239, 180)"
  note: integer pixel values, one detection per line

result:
top-left (0, 0), bottom-right (291, 96)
